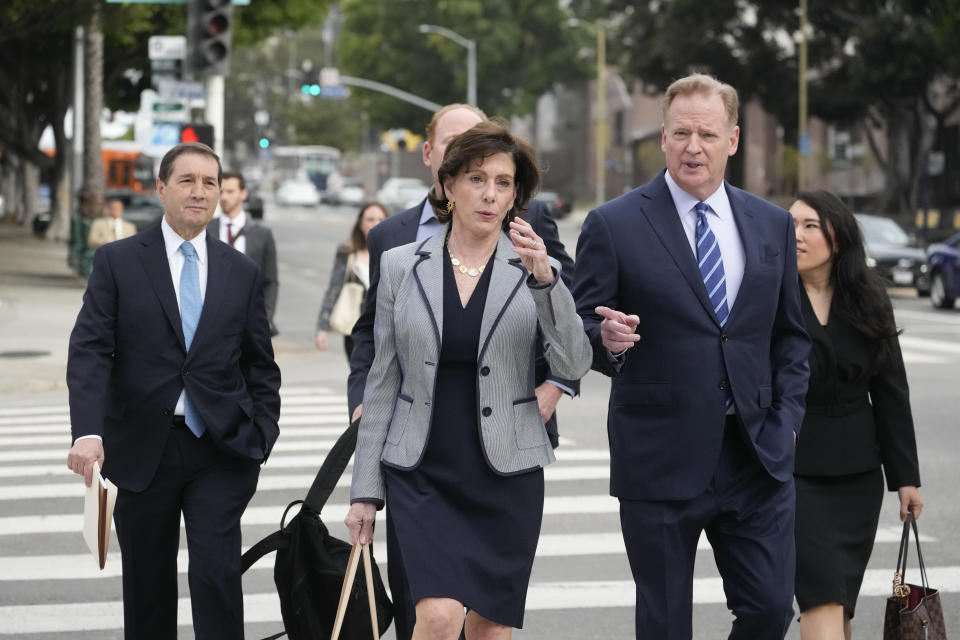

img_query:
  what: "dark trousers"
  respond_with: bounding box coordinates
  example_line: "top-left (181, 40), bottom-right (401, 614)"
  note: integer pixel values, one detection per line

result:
top-left (619, 418), bottom-right (795, 640)
top-left (113, 420), bottom-right (260, 640)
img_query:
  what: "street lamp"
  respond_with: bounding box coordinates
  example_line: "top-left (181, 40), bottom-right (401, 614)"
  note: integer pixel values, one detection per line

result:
top-left (418, 23), bottom-right (477, 107)
top-left (566, 18), bottom-right (606, 206)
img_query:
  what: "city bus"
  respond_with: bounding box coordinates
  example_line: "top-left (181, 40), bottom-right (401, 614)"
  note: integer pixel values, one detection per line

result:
top-left (269, 145), bottom-right (341, 197)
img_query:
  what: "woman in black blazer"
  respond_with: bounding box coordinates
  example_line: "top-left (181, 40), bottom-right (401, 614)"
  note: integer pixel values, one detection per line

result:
top-left (790, 190), bottom-right (924, 639)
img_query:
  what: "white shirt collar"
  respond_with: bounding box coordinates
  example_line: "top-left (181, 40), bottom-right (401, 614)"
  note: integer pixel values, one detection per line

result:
top-left (663, 171), bottom-right (731, 221)
top-left (223, 209), bottom-right (246, 229)
top-left (161, 216), bottom-right (208, 265)
top-left (419, 198), bottom-right (438, 226)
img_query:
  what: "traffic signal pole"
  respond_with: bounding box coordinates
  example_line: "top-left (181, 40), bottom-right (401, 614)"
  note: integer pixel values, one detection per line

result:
top-left (204, 75), bottom-right (225, 157)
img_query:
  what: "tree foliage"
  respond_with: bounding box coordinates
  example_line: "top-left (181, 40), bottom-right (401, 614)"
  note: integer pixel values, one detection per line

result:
top-left (336, 0), bottom-right (591, 131)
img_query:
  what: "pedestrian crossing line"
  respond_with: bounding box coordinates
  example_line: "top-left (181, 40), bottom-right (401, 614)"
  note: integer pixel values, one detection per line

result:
top-left (0, 420), bottom-right (355, 437)
top-left (0, 524), bottom-right (936, 583)
top-left (3, 567), bottom-right (960, 633)
top-left (0, 464), bottom-right (611, 501)
top-left (0, 411), bottom-right (350, 429)
top-left (277, 386), bottom-right (337, 396)
top-left (0, 424), bottom-right (356, 447)
top-left (899, 335), bottom-right (960, 354)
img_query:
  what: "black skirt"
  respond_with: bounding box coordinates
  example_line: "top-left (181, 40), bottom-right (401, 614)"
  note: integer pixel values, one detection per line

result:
top-left (383, 250), bottom-right (544, 628)
top-left (795, 467), bottom-right (884, 618)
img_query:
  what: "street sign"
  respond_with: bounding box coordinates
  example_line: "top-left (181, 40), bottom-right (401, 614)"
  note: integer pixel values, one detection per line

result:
top-left (152, 102), bottom-right (185, 112)
top-left (156, 78), bottom-right (205, 101)
top-left (148, 35), bottom-right (186, 60)
top-left (318, 86), bottom-right (349, 98)
top-left (320, 67), bottom-right (340, 87)
top-left (152, 122), bottom-right (182, 147)
top-left (109, 1), bottom-right (249, 5)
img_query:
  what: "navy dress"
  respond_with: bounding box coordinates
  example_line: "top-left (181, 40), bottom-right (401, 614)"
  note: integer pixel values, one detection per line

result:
top-left (383, 249), bottom-right (545, 628)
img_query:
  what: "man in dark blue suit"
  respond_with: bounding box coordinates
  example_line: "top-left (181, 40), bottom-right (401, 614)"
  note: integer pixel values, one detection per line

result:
top-left (347, 104), bottom-right (579, 640)
top-left (572, 74), bottom-right (810, 639)
top-left (66, 142), bottom-right (281, 640)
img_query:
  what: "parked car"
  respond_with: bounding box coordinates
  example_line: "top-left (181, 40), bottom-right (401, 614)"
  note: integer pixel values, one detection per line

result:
top-left (854, 213), bottom-right (930, 295)
top-left (536, 190), bottom-right (573, 219)
top-left (245, 181), bottom-right (265, 219)
top-left (376, 177), bottom-right (429, 213)
top-left (276, 179), bottom-right (321, 207)
top-left (104, 189), bottom-right (164, 232)
top-left (336, 179), bottom-right (367, 207)
top-left (926, 232), bottom-right (960, 309)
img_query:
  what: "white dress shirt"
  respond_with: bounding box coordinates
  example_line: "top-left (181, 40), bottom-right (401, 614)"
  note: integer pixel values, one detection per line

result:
top-left (161, 217), bottom-right (208, 417)
top-left (75, 218), bottom-right (210, 444)
top-left (219, 210), bottom-right (247, 254)
top-left (416, 198), bottom-right (444, 242)
top-left (664, 172), bottom-right (746, 309)
top-left (114, 218), bottom-right (124, 241)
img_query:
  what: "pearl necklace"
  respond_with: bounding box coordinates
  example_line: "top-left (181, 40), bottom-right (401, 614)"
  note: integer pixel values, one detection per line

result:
top-left (448, 247), bottom-right (485, 277)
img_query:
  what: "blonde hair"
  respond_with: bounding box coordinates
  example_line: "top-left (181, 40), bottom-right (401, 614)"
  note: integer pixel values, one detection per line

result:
top-left (425, 103), bottom-right (488, 143)
top-left (662, 74), bottom-right (739, 130)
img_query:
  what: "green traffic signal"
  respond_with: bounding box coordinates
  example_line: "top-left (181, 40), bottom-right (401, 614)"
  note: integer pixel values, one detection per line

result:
top-left (258, 137), bottom-right (270, 149)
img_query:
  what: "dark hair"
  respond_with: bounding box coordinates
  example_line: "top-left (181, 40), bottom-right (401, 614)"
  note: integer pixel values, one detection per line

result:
top-left (222, 170), bottom-right (245, 190)
top-left (427, 119), bottom-right (540, 230)
top-left (157, 142), bottom-right (222, 185)
top-left (796, 190), bottom-right (900, 361)
top-left (340, 202), bottom-right (389, 255)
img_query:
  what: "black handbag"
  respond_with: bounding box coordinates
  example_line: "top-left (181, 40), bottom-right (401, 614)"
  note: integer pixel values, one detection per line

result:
top-left (242, 419), bottom-right (393, 640)
top-left (882, 512), bottom-right (947, 640)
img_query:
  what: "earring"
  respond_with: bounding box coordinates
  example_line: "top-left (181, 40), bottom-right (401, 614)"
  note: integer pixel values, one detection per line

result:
top-left (446, 200), bottom-right (455, 214)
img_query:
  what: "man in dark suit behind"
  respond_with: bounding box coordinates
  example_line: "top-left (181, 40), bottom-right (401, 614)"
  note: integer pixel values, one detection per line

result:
top-left (347, 103), bottom-right (580, 640)
top-left (209, 169), bottom-right (280, 335)
top-left (66, 142), bottom-right (281, 640)
top-left (572, 74), bottom-right (810, 639)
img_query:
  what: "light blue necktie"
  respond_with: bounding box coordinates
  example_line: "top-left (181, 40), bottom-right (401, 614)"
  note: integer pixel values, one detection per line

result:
top-left (694, 202), bottom-right (734, 410)
top-left (179, 241), bottom-right (206, 437)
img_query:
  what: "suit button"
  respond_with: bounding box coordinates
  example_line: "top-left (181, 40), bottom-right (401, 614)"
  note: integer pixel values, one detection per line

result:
top-left (719, 380), bottom-right (729, 391)
top-left (721, 334), bottom-right (729, 343)
top-left (161, 409), bottom-right (171, 416)
top-left (481, 407), bottom-right (492, 417)
top-left (182, 369), bottom-right (189, 376)
top-left (480, 366), bottom-right (490, 376)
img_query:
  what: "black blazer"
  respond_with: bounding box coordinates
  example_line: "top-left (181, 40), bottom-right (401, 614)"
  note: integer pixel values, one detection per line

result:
top-left (208, 217), bottom-right (279, 333)
top-left (347, 198), bottom-right (579, 444)
top-left (794, 289), bottom-right (921, 489)
top-left (67, 226), bottom-right (281, 491)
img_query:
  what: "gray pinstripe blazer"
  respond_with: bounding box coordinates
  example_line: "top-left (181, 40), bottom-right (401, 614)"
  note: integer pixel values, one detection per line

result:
top-left (350, 227), bottom-right (592, 504)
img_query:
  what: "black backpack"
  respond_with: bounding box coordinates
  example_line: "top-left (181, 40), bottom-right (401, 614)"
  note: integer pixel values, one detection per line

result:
top-left (242, 420), bottom-right (393, 640)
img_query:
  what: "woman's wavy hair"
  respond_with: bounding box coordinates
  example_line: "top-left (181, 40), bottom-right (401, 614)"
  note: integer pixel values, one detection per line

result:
top-left (339, 201), bottom-right (389, 255)
top-left (427, 119), bottom-right (540, 231)
top-left (796, 190), bottom-right (900, 361)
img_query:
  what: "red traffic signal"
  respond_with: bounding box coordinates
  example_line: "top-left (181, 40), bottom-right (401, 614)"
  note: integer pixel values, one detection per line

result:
top-left (180, 123), bottom-right (215, 148)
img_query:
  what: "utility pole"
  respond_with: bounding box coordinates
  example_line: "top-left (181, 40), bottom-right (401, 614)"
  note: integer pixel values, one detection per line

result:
top-left (595, 21), bottom-right (607, 206)
top-left (82, 3), bottom-right (104, 219)
top-left (797, 0), bottom-right (809, 190)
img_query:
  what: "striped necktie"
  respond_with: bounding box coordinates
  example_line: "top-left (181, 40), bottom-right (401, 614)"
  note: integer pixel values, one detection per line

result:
top-left (179, 241), bottom-right (206, 438)
top-left (694, 202), bottom-right (729, 326)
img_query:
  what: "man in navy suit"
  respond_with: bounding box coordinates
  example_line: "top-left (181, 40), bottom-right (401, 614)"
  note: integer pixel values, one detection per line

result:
top-left (66, 142), bottom-right (281, 640)
top-left (572, 74), bottom-right (810, 639)
top-left (347, 103), bottom-right (579, 640)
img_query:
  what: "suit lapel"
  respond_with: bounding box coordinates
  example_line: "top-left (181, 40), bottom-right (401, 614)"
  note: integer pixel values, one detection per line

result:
top-left (398, 199), bottom-right (426, 245)
top-left (478, 233), bottom-right (526, 357)
top-left (725, 185), bottom-right (758, 324)
top-left (190, 235), bottom-right (231, 357)
top-left (412, 230), bottom-right (445, 353)
top-left (639, 176), bottom-right (717, 321)
top-left (137, 227), bottom-right (187, 350)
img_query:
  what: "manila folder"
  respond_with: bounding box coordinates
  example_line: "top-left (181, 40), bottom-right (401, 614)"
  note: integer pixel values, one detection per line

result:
top-left (82, 461), bottom-right (117, 570)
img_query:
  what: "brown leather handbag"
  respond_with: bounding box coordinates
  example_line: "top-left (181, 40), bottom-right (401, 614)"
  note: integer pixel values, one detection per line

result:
top-left (882, 512), bottom-right (947, 640)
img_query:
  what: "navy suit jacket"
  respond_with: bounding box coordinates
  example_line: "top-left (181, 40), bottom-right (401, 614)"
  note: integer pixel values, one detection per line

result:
top-left (573, 172), bottom-right (810, 501)
top-left (67, 226), bottom-right (281, 491)
top-left (347, 198), bottom-right (579, 441)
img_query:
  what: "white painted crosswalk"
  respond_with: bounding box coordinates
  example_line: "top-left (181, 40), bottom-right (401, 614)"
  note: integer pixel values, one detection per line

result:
top-left (0, 384), bottom-right (954, 637)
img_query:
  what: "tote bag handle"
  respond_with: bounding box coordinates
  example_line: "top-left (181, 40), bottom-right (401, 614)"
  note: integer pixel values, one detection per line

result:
top-left (331, 542), bottom-right (380, 640)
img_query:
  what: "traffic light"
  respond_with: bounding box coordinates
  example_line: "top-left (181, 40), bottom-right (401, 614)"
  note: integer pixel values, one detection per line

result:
top-left (258, 137), bottom-right (270, 149)
top-left (180, 123), bottom-right (215, 147)
top-left (187, 0), bottom-right (234, 76)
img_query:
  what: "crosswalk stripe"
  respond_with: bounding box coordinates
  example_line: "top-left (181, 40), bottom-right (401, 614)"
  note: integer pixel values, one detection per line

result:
top-left (0, 524), bottom-right (935, 583)
top-left (0, 411), bottom-right (350, 428)
top-left (3, 567), bottom-right (960, 633)
top-left (899, 335), bottom-right (960, 354)
top-left (0, 425), bottom-right (355, 447)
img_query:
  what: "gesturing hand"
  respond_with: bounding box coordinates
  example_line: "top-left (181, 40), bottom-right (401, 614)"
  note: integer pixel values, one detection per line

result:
top-left (595, 306), bottom-right (641, 354)
top-left (509, 218), bottom-right (553, 285)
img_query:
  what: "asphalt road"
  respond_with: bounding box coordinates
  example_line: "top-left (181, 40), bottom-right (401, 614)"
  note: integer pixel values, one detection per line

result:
top-left (0, 200), bottom-right (957, 639)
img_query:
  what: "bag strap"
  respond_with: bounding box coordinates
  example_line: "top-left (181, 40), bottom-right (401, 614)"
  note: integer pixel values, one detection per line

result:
top-left (893, 511), bottom-right (930, 597)
top-left (331, 542), bottom-right (380, 640)
top-left (304, 419), bottom-right (360, 512)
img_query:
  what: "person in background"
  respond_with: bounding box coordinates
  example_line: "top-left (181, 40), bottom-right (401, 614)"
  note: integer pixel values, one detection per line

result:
top-left (572, 73), bottom-right (810, 639)
top-left (87, 197), bottom-right (136, 249)
top-left (315, 202), bottom-right (388, 359)
top-left (790, 190), bottom-right (923, 640)
top-left (346, 120), bottom-right (591, 640)
top-left (209, 170), bottom-right (280, 335)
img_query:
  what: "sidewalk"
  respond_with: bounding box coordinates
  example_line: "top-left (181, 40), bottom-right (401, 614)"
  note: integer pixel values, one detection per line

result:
top-left (0, 223), bottom-right (86, 397)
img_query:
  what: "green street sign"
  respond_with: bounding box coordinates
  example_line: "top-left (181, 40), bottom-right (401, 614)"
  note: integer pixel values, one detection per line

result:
top-left (152, 102), bottom-right (185, 112)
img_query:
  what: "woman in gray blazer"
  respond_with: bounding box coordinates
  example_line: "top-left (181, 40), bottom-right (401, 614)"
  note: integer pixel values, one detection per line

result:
top-left (345, 120), bottom-right (592, 639)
